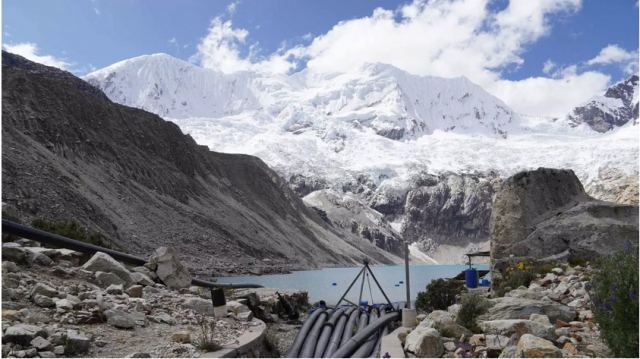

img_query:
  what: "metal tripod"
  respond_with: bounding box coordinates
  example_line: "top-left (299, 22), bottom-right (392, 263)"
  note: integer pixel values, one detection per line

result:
top-left (335, 259), bottom-right (394, 308)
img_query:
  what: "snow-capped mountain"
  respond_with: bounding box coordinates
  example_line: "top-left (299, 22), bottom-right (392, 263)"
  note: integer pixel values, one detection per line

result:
top-left (84, 53), bottom-right (638, 264)
top-left (568, 75), bottom-right (639, 132)
top-left (85, 55), bottom-right (519, 140)
top-left (85, 53), bottom-right (260, 118)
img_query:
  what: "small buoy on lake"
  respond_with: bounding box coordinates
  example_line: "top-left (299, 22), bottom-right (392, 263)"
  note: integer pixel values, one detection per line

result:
top-left (394, 284), bottom-right (400, 287)
top-left (332, 282), bottom-right (337, 286)
top-left (399, 281), bottom-right (404, 284)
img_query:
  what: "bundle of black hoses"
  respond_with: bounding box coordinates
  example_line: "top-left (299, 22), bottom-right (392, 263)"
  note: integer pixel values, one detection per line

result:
top-left (285, 306), bottom-right (400, 358)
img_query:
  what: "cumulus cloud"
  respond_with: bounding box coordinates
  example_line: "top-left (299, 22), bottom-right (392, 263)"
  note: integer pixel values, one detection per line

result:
top-left (193, 16), bottom-right (301, 74)
top-left (193, 0), bottom-right (616, 116)
top-left (227, 1), bottom-right (239, 15)
top-left (3, 42), bottom-right (70, 70)
top-left (587, 44), bottom-right (636, 65)
top-left (542, 59), bottom-right (556, 75)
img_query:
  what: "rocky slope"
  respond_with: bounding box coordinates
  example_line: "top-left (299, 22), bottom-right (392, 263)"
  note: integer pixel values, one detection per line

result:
top-left (401, 264), bottom-right (611, 358)
top-left (1, 240), bottom-right (302, 358)
top-left (568, 75), bottom-right (639, 132)
top-left (1, 51), bottom-right (402, 276)
top-left (490, 168), bottom-right (638, 288)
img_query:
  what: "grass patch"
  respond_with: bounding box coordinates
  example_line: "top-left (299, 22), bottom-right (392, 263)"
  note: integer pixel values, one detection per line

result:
top-left (194, 316), bottom-right (222, 352)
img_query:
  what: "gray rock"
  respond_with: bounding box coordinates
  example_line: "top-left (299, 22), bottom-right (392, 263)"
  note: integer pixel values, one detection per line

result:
top-left (2, 243), bottom-right (27, 263)
top-left (54, 299), bottom-right (74, 313)
top-left (490, 168), bottom-right (638, 290)
top-left (37, 351), bottom-right (56, 358)
top-left (125, 353), bottom-right (151, 358)
top-left (95, 271), bottom-right (126, 287)
top-left (3, 324), bottom-right (47, 345)
top-left (105, 309), bottom-right (136, 329)
top-left (30, 336), bottom-right (51, 350)
top-left (147, 247), bottom-right (191, 289)
top-left (404, 327), bottom-right (444, 358)
top-left (30, 284), bottom-right (57, 298)
top-left (126, 285), bottom-right (143, 298)
top-left (32, 295), bottom-right (55, 308)
top-left (82, 252), bottom-right (133, 284)
top-left (479, 319), bottom-right (555, 341)
top-left (498, 346), bottom-right (518, 358)
top-left (183, 297), bottom-right (214, 316)
top-left (65, 330), bottom-right (90, 354)
top-left (132, 266), bottom-right (158, 280)
top-left (516, 334), bottom-right (562, 358)
top-left (3, 261), bottom-right (19, 273)
top-left (237, 311), bottom-right (253, 321)
top-left (479, 296), bottom-right (576, 323)
top-left (27, 252), bottom-right (53, 266)
top-left (52, 346), bottom-right (64, 355)
top-left (106, 284), bottom-right (123, 295)
top-left (148, 312), bottom-right (176, 325)
top-left (130, 272), bottom-right (155, 287)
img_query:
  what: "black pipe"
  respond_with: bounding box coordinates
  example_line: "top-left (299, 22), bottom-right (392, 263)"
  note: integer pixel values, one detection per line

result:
top-left (340, 307), bottom-right (360, 347)
top-left (286, 308), bottom-right (326, 357)
top-left (300, 309), bottom-right (331, 358)
top-left (330, 311), bottom-right (401, 358)
top-left (2, 219), bottom-right (262, 289)
top-left (325, 307), bottom-right (355, 357)
top-left (314, 308), bottom-right (346, 357)
top-left (356, 310), bottom-right (369, 333)
top-left (369, 323), bottom-right (389, 358)
top-left (350, 309), bottom-right (379, 358)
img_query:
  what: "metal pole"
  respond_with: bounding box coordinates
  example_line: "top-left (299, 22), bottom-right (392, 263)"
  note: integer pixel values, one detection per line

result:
top-left (404, 241), bottom-right (411, 309)
top-left (357, 266), bottom-right (367, 307)
top-left (365, 263), bottom-right (394, 307)
top-left (335, 266), bottom-right (365, 307)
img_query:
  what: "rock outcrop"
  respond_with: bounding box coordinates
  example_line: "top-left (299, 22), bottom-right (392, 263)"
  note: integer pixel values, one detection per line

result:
top-left (490, 168), bottom-right (638, 288)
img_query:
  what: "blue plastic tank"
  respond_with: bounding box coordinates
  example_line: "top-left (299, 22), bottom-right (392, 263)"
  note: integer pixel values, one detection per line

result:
top-left (465, 268), bottom-right (478, 288)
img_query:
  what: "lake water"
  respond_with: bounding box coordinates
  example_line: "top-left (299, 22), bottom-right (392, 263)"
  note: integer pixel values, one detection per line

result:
top-left (217, 264), bottom-right (489, 305)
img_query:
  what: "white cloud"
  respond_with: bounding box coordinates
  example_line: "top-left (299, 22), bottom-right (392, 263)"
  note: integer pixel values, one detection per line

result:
top-left (542, 59), bottom-right (556, 75)
top-left (192, 0), bottom-right (615, 116)
top-left (227, 1), bottom-right (239, 15)
top-left (193, 17), bottom-right (300, 74)
top-left (3, 42), bottom-right (70, 70)
top-left (587, 44), bottom-right (636, 65)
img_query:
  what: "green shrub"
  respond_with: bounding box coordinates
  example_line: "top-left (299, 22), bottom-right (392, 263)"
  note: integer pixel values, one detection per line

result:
top-left (496, 260), bottom-right (537, 297)
top-left (31, 219), bottom-right (115, 249)
top-left (568, 256), bottom-right (588, 267)
top-left (589, 247), bottom-right (638, 358)
top-left (456, 292), bottom-right (490, 333)
top-left (415, 278), bottom-right (463, 312)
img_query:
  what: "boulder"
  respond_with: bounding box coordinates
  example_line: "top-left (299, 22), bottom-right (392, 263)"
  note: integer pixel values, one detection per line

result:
top-left (33, 295), bottom-right (56, 308)
top-left (183, 297), bottom-right (214, 316)
top-left (490, 168), bottom-right (638, 290)
top-left (30, 284), bottom-right (58, 298)
top-left (96, 271), bottom-right (126, 287)
top-left (516, 334), bottom-right (562, 358)
top-left (479, 296), bottom-right (576, 323)
top-left (147, 247), bottom-right (191, 289)
top-left (105, 309), bottom-right (137, 329)
top-left (106, 284), bottom-right (124, 295)
top-left (171, 331), bottom-right (191, 344)
top-left (127, 285), bottom-right (143, 298)
top-left (130, 272), bottom-right (155, 287)
top-left (54, 299), bottom-right (75, 313)
top-left (82, 252), bottom-right (133, 284)
top-left (27, 251), bottom-right (53, 266)
top-left (498, 346), bottom-right (518, 358)
top-left (3, 261), bottom-right (19, 273)
top-left (2, 243), bottom-right (27, 263)
top-left (30, 336), bottom-right (52, 350)
top-left (132, 266), bottom-right (158, 280)
top-left (148, 312), bottom-right (176, 325)
top-left (479, 319), bottom-right (555, 341)
top-left (65, 330), bottom-right (90, 354)
top-left (3, 324), bottom-right (47, 345)
top-left (237, 311), bottom-right (254, 321)
top-left (404, 327), bottom-right (444, 358)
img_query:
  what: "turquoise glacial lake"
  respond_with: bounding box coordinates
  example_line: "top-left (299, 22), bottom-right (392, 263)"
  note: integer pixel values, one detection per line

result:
top-left (217, 264), bottom-right (489, 305)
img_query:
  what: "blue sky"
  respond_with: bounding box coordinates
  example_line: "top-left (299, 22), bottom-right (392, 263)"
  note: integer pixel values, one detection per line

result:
top-left (2, 0), bottom-right (639, 116)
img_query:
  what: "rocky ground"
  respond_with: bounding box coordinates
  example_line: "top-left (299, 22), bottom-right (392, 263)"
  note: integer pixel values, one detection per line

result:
top-left (401, 264), bottom-right (611, 358)
top-left (1, 239), bottom-right (306, 358)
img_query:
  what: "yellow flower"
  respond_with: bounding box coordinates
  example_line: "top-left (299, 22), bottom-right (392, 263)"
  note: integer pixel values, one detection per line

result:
top-left (516, 261), bottom-right (525, 270)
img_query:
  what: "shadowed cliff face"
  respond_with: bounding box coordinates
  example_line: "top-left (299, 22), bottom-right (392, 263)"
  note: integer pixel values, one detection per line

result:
top-left (1, 51), bottom-right (400, 276)
top-left (490, 167), bottom-right (639, 289)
